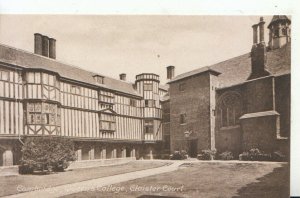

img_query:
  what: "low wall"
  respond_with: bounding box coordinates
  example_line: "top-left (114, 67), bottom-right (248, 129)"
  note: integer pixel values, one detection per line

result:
top-left (67, 157), bottom-right (136, 170)
top-left (0, 165), bottom-right (19, 176)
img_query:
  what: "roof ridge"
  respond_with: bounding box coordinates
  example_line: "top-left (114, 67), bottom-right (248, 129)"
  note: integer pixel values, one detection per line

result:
top-left (0, 42), bottom-right (135, 85)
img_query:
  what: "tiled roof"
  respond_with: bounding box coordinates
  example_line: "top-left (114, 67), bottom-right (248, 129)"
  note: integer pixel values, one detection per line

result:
top-left (168, 66), bottom-right (221, 83)
top-left (169, 43), bottom-right (291, 88)
top-left (0, 44), bottom-right (141, 97)
top-left (268, 15), bottom-right (291, 28)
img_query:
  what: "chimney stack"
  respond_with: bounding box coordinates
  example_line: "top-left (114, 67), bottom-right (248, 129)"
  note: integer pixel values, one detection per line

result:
top-left (248, 17), bottom-right (270, 80)
top-left (49, 38), bottom-right (56, 59)
top-left (119, 73), bottom-right (126, 81)
top-left (42, 36), bottom-right (49, 57)
top-left (252, 24), bottom-right (258, 44)
top-left (259, 17), bottom-right (265, 43)
top-left (34, 33), bottom-right (43, 55)
top-left (34, 33), bottom-right (56, 59)
top-left (167, 66), bottom-right (175, 80)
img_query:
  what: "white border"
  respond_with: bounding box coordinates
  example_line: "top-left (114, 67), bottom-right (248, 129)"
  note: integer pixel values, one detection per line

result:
top-left (0, 0), bottom-right (299, 196)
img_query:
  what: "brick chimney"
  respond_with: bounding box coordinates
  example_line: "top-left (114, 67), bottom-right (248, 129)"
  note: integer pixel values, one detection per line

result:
top-left (34, 33), bottom-right (56, 59)
top-left (167, 66), bottom-right (175, 80)
top-left (248, 17), bottom-right (270, 80)
top-left (34, 33), bottom-right (43, 55)
top-left (119, 73), bottom-right (126, 81)
top-left (49, 38), bottom-right (56, 59)
top-left (42, 35), bottom-right (49, 57)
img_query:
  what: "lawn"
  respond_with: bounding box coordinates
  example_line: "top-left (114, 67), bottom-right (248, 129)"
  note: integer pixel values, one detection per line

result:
top-left (0, 161), bottom-right (169, 197)
top-left (64, 162), bottom-right (289, 198)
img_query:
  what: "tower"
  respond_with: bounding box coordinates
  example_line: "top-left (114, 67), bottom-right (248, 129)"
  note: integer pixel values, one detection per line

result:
top-left (135, 73), bottom-right (162, 142)
top-left (268, 15), bottom-right (291, 50)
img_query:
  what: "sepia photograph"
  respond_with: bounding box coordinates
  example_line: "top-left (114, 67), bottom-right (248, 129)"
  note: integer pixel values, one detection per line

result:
top-left (0, 1), bottom-right (298, 197)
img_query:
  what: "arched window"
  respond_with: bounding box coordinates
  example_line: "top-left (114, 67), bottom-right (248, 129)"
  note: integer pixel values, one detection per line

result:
top-left (217, 92), bottom-right (242, 128)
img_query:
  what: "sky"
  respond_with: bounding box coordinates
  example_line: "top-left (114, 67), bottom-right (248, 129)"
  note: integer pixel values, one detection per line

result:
top-left (0, 15), bottom-right (273, 84)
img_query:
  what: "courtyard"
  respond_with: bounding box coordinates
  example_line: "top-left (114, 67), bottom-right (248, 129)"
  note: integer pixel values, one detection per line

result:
top-left (0, 160), bottom-right (289, 198)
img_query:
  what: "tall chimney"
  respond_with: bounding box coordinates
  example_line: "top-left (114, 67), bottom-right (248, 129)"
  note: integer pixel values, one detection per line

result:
top-left (34, 33), bottom-right (43, 55)
top-left (49, 38), bottom-right (56, 59)
top-left (248, 17), bottom-right (270, 80)
top-left (119, 73), bottom-right (126, 81)
top-left (258, 17), bottom-right (265, 43)
top-left (252, 24), bottom-right (258, 44)
top-left (42, 35), bottom-right (49, 57)
top-left (167, 66), bottom-right (175, 80)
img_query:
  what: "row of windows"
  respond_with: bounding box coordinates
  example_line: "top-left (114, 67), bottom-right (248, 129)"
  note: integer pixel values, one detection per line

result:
top-left (0, 70), bottom-right (22, 83)
top-left (99, 90), bottom-right (115, 104)
top-left (145, 99), bottom-right (156, 107)
top-left (27, 72), bottom-right (59, 87)
top-left (61, 82), bottom-right (98, 98)
top-left (136, 74), bottom-right (159, 81)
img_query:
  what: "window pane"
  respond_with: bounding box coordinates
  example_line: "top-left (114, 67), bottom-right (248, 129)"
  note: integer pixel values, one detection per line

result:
top-left (35, 103), bottom-right (42, 112)
top-left (27, 103), bottom-right (34, 112)
top-left (36, 113), bottom-right (42, 124)
top-left (0, 71), bottom-right (9, 81)
top-left (144, 83), bottom-right (153, 91)
top-left (27, 72), bottom-right (34, 83)
top-left (49, 75), bottom-right (54, 86)
top-left (44, 103), bottom-right (50, 113)
top-left (43, 73), bottom-right (48, 84)
top-left (35, 73), bottom-right (41, 84)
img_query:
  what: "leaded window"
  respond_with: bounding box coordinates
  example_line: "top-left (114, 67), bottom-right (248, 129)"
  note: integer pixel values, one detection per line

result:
top-left (144, 120), bottom-right (154, 133)
top-left (144, 83), bottom-right (153, 91)
top-left (100, 113), bottom-right (116, 131)
top-left (26, 102), bottom-right (60, 125)
top-left (217, 92), bottom-right (242, 128)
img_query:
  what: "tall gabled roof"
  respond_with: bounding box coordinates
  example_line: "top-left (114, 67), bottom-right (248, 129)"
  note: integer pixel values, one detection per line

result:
top-left (0, 44), bottom-right (141, 97)
top-left (268, 15), bottom-right (291, 28)
top-left (168, 43), bottom-right (290, 88)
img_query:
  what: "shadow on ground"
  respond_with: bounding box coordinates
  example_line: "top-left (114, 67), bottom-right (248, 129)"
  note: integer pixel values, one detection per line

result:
top-left (233, 164), bottom-right (289, 198)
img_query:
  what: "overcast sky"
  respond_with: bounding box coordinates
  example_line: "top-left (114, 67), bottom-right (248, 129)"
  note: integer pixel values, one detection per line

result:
top-left (0, 15), bottom-right (273, 84)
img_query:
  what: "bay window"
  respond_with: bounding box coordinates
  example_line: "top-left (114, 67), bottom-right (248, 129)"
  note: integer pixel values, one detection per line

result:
top-left (26, 102), bottom-right (60, 126)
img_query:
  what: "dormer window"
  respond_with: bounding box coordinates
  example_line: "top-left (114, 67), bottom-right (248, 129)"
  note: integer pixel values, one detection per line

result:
top-left (94, 75), bottom-right (104, 84)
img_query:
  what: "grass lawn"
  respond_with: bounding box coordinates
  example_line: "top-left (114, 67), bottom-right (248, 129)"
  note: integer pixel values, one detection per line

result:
top-left (64, 162), bottom-right (289, 198)
top-left (0, 161), bottom-right (169, 197)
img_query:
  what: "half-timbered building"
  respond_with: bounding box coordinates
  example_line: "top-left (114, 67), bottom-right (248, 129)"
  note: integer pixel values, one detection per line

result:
top-left (0, 33), bottom-right (169, 166)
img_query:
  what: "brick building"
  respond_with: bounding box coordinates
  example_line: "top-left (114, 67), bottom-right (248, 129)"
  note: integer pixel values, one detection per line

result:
top-left (168, 16), bottom-right (291, 157)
